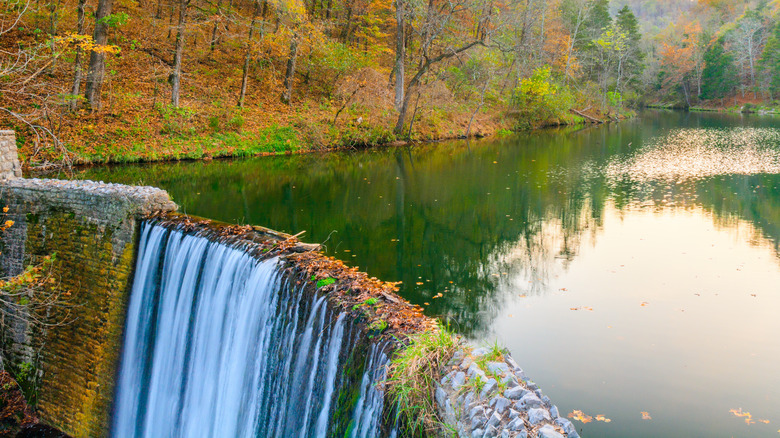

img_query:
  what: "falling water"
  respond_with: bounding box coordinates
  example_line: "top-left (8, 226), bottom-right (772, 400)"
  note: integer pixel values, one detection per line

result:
top-left (111, 222), bottom-right (392, 438)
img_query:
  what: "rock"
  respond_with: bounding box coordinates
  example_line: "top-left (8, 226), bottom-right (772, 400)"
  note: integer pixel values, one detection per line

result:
top-left (501, 430), bottom-right (510, 438)
top-left (468, 363), bottom-right (487, 380)
top-left (452, 371), bottom-right (467, 390)
top-left (526, 381), bottom-right (539, 391)
top-left (463, 391), bottom-right (475, 408)
top-left (527, 407), bottom-right (551, 425)
top-left (491, 396), bottom-right (511, 414)
top-left (518, 393), bottom-right (542, 410)
top-left (506, 417), bottom-right (525, 432)
top-left (472, 347), bottom-right (490, 357)
top-left (483, 425), bottom-right (498, 438)
top-left (442, 371), bottom-right (455, 386)
top-left (541, 395), bottom-right (551, 407)
top-left (508, 409), bottom-right (520, 420)
top-left (554, 418), bottom-right (579, 438)
top-left (480, 379), bottom-right (497, 398)
top-left (504, 386), bottom-right (527, 400)
top-left (549, 405), bottom-right (559, 419)
top-left (447, 350), bottom-right (465, 366)
top-left (461, 357), bottom-right (475, 371)
top-left (487, 411), bottom-right (502, 429)
top-left (435, 386), bottom-right (447, 409)
top-left (503, 374), bottom-right (518, 388)
top-left (471, 415), bottom-right (487, 431)
top-left (445, 399), bottom-right (456, 419)
top-left (472, 429), bottom-right (485, 438)
top-left (486, 361), bottom-right (510, 376)
top-left (469, 405), bottom-right (486, 420)
top-left (536, 425), bottom-right (564, 438)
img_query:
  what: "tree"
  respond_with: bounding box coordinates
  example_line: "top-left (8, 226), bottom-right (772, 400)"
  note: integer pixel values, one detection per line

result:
top-left (69, 0), bottom-right (87, 111)
top-left (758, 21), bottom-right (780, 98)
top-left (727, 12), bottom-right (765, 95)
top-left (701, 37), bottom-right (737, 99)
top-left (84, 0), bottom-right (115, 110)
top-left (392, 0), bottom-right (494, 134)
top-left (170, 0), bottom-right (192, 107)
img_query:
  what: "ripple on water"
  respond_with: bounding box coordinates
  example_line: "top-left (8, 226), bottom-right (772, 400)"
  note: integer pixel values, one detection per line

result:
top-left (604, 128), bottom-right (780, 182)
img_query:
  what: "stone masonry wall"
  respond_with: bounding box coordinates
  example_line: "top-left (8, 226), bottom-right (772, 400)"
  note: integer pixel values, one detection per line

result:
top-left (0, 177), bottom-right (176, 438)
top-left (0, 131), bottom-right (22, 180)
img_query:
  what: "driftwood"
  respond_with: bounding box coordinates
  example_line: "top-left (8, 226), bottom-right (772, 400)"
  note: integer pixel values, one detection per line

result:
top-left (570, 108), bottom-right (603, 124)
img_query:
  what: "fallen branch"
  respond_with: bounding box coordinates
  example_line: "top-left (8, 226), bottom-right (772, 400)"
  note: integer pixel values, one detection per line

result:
top-left (570, 108), bottom-right (603, 124)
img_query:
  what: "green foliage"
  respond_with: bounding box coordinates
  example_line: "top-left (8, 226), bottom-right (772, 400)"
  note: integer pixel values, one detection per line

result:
top-left (364, 297), bottom-right (377, 306)
top-left (759, 22), bottom-right (780, 97)
top-left (97, 12), bottom-right (129, 27)
top-left (700, 39), bottom-right (737, 100)
top-left (513, 66), bottom-right (576, 128)
top-left (316, 277), bottom-right (336, 288)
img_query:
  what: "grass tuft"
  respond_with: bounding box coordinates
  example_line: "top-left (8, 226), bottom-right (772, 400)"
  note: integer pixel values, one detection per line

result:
top-left (385, 324), bottom-right (459, 437)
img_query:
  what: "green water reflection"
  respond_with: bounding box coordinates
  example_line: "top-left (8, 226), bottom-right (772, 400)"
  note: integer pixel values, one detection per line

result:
top-left (72, 111), bottom-right (780, 437)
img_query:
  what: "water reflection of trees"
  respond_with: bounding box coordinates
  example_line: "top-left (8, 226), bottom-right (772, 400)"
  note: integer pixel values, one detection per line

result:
top-left (74, 111), bottom-right (780, 336)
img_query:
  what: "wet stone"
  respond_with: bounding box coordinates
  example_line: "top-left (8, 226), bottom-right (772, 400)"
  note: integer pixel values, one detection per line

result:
top-left (549, 405), bottom-right (559, 419)
top-left (472, 429), bottom-right (485, 438)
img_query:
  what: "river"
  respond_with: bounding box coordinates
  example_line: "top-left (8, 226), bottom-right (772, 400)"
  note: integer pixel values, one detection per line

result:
top-left (72, 110), bottom-right (780, 437)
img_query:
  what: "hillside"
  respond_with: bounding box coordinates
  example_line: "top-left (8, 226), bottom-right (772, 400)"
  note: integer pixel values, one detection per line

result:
top-left (1, 0), bottom-right (646, 166)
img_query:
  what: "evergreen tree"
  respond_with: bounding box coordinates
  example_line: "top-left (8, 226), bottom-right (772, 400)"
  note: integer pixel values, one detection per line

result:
top-left (759, 22), bottom-right (780, 98)
top-left (700, 38), bottom-right (738, 99)
top-left (616, 5), bottom-right (641, 44)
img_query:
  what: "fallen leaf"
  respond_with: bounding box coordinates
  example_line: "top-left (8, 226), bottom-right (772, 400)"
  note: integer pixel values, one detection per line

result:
top-left (640, 302), bottom-right (649, 307)
top-left (568, 410), bottom-right (593, 423)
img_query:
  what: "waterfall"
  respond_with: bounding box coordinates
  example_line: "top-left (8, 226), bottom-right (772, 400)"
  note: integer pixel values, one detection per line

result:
top-left (112, 222), bottom-right (392, 438)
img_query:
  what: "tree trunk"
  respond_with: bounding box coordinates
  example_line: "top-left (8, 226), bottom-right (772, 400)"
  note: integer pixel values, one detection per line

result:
top-left (393, 0), bottom-right (405, 110)
top-left (69, 0), bottom-right (87, 111)
top-left (210, 0), bottom-right (223, 54)
top-left (238, 0), bottom-right (261, 107)
top-left (84, 0), bottom-right (114, 111)
top-left (170, 0), bottom-right (189, 107)
top-left (281, 34), bottom-right (298, 105)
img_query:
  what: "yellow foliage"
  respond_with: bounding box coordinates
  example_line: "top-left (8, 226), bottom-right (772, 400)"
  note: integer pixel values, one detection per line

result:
top-left (58, 34), bottom-right (121, 55)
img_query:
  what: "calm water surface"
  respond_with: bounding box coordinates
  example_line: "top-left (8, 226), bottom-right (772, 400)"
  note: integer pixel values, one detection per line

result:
top-left (74, 111), bottom-right (780, 437)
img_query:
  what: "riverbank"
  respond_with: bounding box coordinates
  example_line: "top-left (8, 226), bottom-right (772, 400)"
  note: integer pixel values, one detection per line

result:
top-left (14, 103), bottom-right (627, 171)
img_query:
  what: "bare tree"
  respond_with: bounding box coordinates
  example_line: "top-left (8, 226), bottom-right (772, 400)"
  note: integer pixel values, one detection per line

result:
top-left (69, 0), bottom-right (87, 111)
top-left (84, 0), bottom-right (115, 110)
top-left (170, 0), bottom-right (192, 107)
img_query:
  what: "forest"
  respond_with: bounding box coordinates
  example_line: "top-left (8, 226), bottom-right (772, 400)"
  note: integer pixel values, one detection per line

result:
top-left (0, 0), bottom-right (779, 165)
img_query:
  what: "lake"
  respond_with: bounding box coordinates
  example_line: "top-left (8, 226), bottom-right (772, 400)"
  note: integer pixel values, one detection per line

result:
top-left (73, 110), bottom-right (780, 437)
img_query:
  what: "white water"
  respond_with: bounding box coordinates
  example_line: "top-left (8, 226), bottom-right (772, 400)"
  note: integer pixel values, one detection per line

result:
top-left (112, 223), bottom-right (390, 438)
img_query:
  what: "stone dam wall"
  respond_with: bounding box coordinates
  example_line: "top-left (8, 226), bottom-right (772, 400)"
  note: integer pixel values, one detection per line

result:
top-left (0, 131), bottom-right (579, 438)
top-left (0, 173), bottom-right (176, 436)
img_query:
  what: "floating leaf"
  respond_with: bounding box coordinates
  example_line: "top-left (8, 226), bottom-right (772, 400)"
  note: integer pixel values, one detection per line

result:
top-left (641, 411), bottom-right (652, 420)
top-left (640, 302), bottom-right (649, 307)
top-left (568, 410), bottom-right (593, 423)
top-left (595, 414), bottom-right (611, 423)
